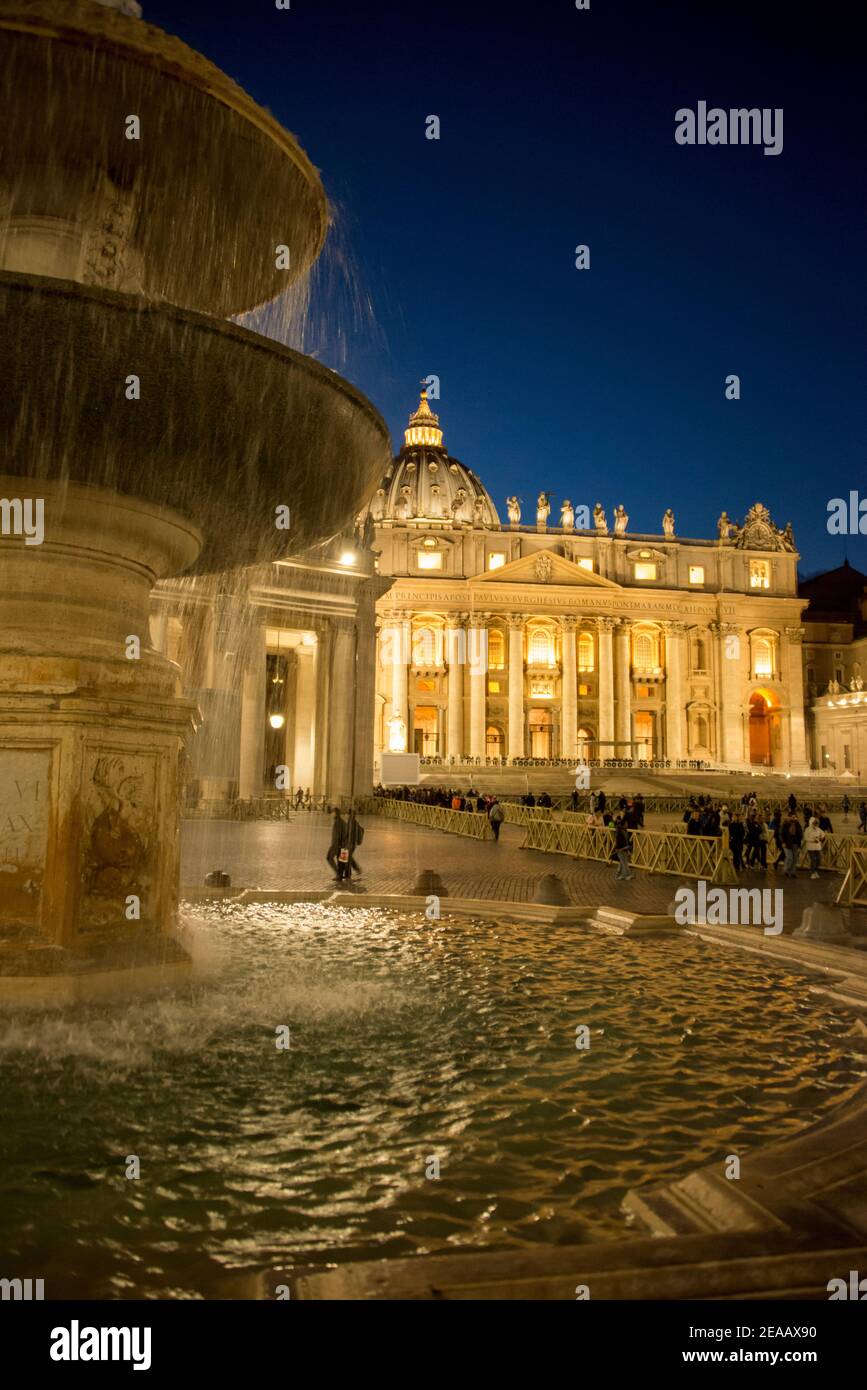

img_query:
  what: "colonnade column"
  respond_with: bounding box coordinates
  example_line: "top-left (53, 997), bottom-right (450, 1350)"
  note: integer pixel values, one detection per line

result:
top-left (238, 620), bottom-right (266, 799)
top-left (614, 618), bottom-right (632, 755)
top-left (663, 620), bottom-right (687, 761)
top-left (382, 610), bottom-right (410, 747)
top-left (507, 613), bottom-right (525, 760)
top-left (445, 615), bottom-right (466, 758)
top-left (784, 625), bottom-right (810, 771)
top-left (712, 621), bottom-right (745, 767)
top-left (468, 615), bottom-right (488, 761)
top-left (597, 617), bottom-right (615, 757)
top-left (560, 616), bottom-right (578, 759)
top-left (326, 619), bottom-right (358, 802)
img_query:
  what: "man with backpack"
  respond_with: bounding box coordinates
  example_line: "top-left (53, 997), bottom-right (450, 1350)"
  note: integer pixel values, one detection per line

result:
top-left (488, 799), bottom-right (505, 841)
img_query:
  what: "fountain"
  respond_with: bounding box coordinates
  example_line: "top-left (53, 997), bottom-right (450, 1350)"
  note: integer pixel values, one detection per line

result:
top-left (0, 0), bottom-right (391, 1001)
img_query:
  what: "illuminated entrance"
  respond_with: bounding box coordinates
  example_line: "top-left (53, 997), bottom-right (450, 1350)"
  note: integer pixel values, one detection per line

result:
top-left (748, 689), bottom-right (780, 766)
top-left (412, 705), bottom-right (438, 755)
top-left (529, 708), bottom-right (552, 758)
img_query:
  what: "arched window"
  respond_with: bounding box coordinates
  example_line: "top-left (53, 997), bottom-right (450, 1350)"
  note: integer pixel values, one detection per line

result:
top-left (488, 630), bottom-right (505, 670)
top-left (577, 631), bottom-right (595, 672)
top-left (753, 636), bottom-right (774, 678)
top-left (633, 631), bottom-right (655, 671)
top-left (412, 626), bottom-right (437, 667)
top-left (529, 628), bottom-right (554, 666)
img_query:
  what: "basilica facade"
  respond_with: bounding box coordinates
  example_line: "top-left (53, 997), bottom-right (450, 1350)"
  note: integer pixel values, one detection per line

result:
top-left (152, 390), bottom-right (867, 806)
top-left (369, 392), bottom-right (810, 775)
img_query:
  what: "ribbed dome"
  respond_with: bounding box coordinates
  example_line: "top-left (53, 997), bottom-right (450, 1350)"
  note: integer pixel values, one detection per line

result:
top-left (367, 391), bottom-right (500, 527)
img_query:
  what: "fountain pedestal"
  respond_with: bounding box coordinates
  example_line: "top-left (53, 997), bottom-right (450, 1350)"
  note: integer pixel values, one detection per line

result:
top-left (0, 477), bottom-right (201, 1002)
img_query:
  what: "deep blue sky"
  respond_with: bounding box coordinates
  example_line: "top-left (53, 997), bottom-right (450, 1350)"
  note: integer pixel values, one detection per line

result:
top-left (147, 0), bottom-right (865, 577)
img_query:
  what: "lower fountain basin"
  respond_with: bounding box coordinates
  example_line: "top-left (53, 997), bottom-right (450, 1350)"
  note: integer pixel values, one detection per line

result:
top-left (0, 271), bottom-right (391, 569)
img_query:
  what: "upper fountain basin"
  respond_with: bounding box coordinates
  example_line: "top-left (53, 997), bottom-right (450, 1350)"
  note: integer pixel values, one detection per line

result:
top-left (0, 0), bottom-right (328, 316)
top-left (0, 271), bottom-right (391, 570)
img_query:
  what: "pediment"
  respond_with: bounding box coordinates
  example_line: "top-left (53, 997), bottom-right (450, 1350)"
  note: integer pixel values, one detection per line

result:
top-left (469, 548), bottom-right (622, 589)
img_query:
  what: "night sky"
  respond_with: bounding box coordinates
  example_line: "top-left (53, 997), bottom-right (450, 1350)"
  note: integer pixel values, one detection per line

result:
top-left (146, 0), bottom-right (865, 576)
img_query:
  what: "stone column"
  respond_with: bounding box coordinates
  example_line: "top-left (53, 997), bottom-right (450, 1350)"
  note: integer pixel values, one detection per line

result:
top-left (327, 619), bottom-right (357, 802)
top-left (712, 622), bottom-right (745, 767)
top-left (560, 616), bottom-right (578, 759)
top-left (446, 616), bottom-right (465, 759)
top-left (387, 611), bottom-right (411, 739)
top-left (662, 621), bottom-right (687, 761)
top-left (614, 618), bottom-right (632, 755)
top-left (468, 616), bottom-right (488, 761)
top-left (293, 640), bottom-right (317, 790)
top-left (238, 621), bottom-right (266, 798)
top-left (507, 614), bottom-right (525, 759)
top-left (312, 623), bottom-right (333, 796)
top-left (597, 617), bottom-right (615, 756)
top-left (784, 625), bottom-right (810, 771)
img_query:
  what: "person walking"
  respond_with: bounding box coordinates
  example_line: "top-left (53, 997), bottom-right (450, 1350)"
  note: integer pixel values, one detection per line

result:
top-left (859, 801), bottom-right (867, 833)
top-left (326, 807), bottom-right (346, 879)
top-left (612, 815), bottom-right (634, 881)
top-left (337, 810), bottom-right (364, 880)
top-left (489, 799), bottom-right (505, 841)
top-left (780, 812), bottom-right (803, 878)
top-left (728, 813), bottom-right (745, 873)
top-left (804, 816), bottom-right (826, 879)
top-left (842, 794), bottom-right (851, 820)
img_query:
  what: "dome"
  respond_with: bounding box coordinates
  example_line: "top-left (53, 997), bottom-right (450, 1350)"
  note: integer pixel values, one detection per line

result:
top-left (367, 390), bottom-right (500, 527)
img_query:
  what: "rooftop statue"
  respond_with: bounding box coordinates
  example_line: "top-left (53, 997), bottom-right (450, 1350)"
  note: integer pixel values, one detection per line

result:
top-left (613, 504), bottom-right (628, 535)
top-left (536, 492), bottom-right (551, 526)
top-left (662, 508), bottom-right (675, 537)
top-left (593, 502), bottom-right (608, 535)
top-left (560, 499), bottom-right (575, 531)
top-left (506, 495), bottom-right (521, 525)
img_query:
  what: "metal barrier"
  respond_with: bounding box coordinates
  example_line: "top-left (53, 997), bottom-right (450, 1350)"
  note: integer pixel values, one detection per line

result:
top-left (842, 846), bottom-right (867, 906)
top-left (362, 797), bottom-right (494, 840)
top-left (521, 817), bottom-right (737, 883)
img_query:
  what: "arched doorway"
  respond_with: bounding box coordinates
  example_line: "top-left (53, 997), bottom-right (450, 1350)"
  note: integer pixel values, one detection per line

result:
top-left (486, 724), bottom-right (504, 758)
top-left (634, 711), bottom-right (654, 759)
top-left (412, 705), bottom-right (439, 755)
top-left (576, 726), bottom-right (593, 760)
top-left (748, 689), bottom-right (780, 766)
top-left (529, 708), bottom-right (553, 757)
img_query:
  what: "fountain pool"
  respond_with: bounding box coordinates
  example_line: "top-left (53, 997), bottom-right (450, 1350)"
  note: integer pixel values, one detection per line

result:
top-left (0, 903), bottom-right (862, 1299)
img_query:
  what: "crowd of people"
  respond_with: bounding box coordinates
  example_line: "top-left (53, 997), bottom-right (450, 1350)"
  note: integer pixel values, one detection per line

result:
top-left (677, 792), bottom-right (848, 878)
top-left (373, 783), bottom-right (861, 882)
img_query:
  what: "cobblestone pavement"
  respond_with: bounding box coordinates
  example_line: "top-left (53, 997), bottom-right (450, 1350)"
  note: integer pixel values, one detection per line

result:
top-left (181, 815), bottom-right (861, 934)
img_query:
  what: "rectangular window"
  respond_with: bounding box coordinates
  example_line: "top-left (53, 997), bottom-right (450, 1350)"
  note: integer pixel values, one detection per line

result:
top-left (821, 744), bottom-right (828, 765)
top-left (577, 557), bottom-right (593, 572)
top-left (749, 560), bottom-right (770, 589)
top-left (416, 678), bottom-right (435, 693)
top-left (487, 552), bottom-right (506, 570)
top-left (844, 744), bottom-right (852, 770)
top-left (688, 565), bottom-right (705, 585)
top-left (633, 562), bottom-right (657, 581)
top-left (417, 551), bottom-right (442, 570)
top-left (578, 683), bottom-right (590, 696)
top-left (637, 685), bottom-right (650, 699)
top-left (487, 679), bottom-right (501, 694)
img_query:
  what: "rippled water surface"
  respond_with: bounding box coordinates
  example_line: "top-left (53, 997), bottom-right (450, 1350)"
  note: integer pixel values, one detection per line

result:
top-left (0, 904), bottom-right (863, 1298)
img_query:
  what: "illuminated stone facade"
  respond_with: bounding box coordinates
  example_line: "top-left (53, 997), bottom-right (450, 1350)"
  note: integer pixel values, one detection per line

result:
top-left (369, 393), bottom-right (810, 773)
